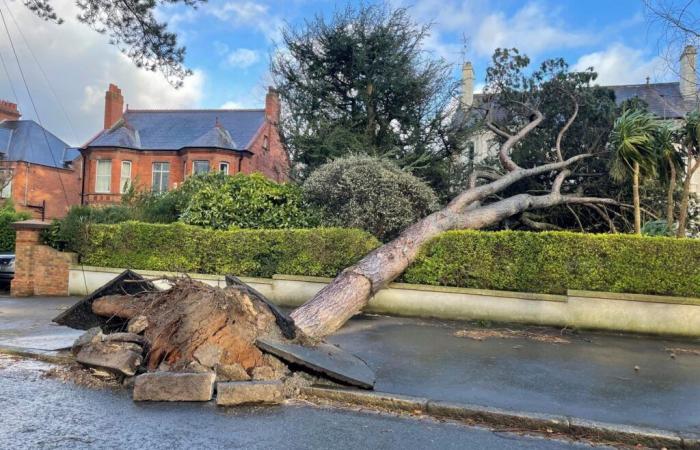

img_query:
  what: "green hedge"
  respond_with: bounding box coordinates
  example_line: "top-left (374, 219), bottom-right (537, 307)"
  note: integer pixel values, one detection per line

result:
top-left (0, 206), bottom-right (30, 252)
top-left (402, 230), bottom-right (700, 297)
top-left (82, 222), bottom-right (380, 278)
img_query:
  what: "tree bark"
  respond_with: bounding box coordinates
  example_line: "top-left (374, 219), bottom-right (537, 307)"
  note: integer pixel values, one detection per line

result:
top-left (632, 162), bottom-right (641, 235)
top-left (677, 157), bottom-right (700, 237)
top-left (290, 185), bottom-right (617, 337)
top-left (666, 158), bottom-right (676, 232)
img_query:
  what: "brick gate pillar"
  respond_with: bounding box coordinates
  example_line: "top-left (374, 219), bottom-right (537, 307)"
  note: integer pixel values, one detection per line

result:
top-left (10, 220), bottom-right (77, 297)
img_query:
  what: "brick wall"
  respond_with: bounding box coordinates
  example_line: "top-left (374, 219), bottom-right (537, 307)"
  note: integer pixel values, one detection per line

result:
top-left (11, 221), bottom-right (76, 297)
top-left (7, 160), bottom-right (82, 219)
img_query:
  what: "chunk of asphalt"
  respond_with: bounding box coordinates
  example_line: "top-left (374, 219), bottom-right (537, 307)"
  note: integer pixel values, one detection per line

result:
top-left (132, 372), bottom-right (216, 402)
top-left (216, 381), bottom-right (284, 406)
top-left (299, 386), bottom-right (427, 413)
top-left (426, 400), bottom-right (569, 433)
top-left (53, 269), bottom-right (157, 331)
top-left (568, 417), bottom-right (683, 449)
top-left (256, 338), bottom-right (375, 389)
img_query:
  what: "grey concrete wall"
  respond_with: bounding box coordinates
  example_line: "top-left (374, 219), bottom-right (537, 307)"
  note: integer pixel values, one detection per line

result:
top-left (69, 266), bottom-right (700, 337)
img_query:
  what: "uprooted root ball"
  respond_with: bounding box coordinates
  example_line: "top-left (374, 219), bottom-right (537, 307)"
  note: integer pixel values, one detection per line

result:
top-left (91, 278), bottom-right (294, 377)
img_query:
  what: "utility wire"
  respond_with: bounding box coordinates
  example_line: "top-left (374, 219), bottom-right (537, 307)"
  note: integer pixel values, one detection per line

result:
top-left (0, 3), bottom-right (70, 207)
top-left (0, 48), bottom-right (19, 103)
top-left (0, 3), bottom-right (90, 297)
top-left (2, 0), bottom-right (78, 144)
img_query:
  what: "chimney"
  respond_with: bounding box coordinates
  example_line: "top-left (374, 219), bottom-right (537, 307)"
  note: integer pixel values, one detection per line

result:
top-left (680, 45), bottom-right (698, 101)
top-left (0, 100), bottom-right (20, 121)
top-left (104, 83), bottom-right (124, 129)
top-left (265, 87), bottom-right (280, 123)
top-left (461, 62), bottom-right (475, 108)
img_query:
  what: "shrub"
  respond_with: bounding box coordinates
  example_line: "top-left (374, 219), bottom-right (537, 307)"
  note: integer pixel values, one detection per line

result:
top-left (403, 230), bottom-right (700, 297)
top-left (81, 222), bottom-right (380, 278)
top-left (181, 173), bottom-right (319, 229)
top-left (0, 201), bottom-right (30, 252)
top-left (302, 156), bottom-right (439, 241)
top-left (43, 205), bottom-right (133, 253)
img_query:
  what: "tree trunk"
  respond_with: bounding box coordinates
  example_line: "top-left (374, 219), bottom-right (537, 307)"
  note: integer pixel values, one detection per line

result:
top-left (677, 158), bottom-right (700, 238)
top-left (666, 158), bottom-right (676, 232)
top-left (632, 162), bottom-right (641, 235)
top-left (290, 186), bottom-right (614, 338)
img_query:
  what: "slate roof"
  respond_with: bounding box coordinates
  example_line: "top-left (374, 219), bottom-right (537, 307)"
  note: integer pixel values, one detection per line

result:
top-left (606, 82), bottom-right (697, 119)
top-left (87, 109), bottom-right (266, 151)
top-left (0, 120), bottom-right (74, 168)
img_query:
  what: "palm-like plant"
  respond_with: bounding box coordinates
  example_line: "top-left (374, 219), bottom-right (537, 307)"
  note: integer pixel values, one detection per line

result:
top-left (609, 109), bottom-right (659, 234)
top-left (653, 124), bottom-right (684, 233)
top-left (677, 111), bottom-right (700, 237)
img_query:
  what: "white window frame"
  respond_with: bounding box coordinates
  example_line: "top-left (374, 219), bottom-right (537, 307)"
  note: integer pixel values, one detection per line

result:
top-left (219, 162), bottom-right (229, 175)
top-left (95, 160), bottom-right (112, 194)
top-left (120, 161), bottom-right (132, 194)
top-left (192, 160), bottom-right (210, 175)
top-left (152, 162), bottom-right (170, 194)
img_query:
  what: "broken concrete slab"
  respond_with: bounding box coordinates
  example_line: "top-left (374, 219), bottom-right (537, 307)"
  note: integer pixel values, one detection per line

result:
top-left (76, 341), bottom-right (143, 376)
top-left (133, 372), bottom-right (216, 402)
top-left (256, 338), bottom-right (375, 389)
top-left (54, 270), bottom-right (157, 331)
top-left (71, 327), bottom-right (104, 355)
top-left (216, 381), bottom-right (284, 406)
top-left (225, 274), bottom-right (296, 339)
top-left (215, 363), bottom-right (251, 382)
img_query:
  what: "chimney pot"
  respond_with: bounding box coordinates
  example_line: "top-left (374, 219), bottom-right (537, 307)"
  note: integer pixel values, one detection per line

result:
top-left (0, 100), bottom-right (21, 121)
top-left (104, 83), bottom-right (125, 129)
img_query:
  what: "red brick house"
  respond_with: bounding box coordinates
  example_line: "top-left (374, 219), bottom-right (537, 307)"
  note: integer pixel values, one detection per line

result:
top-left (0, 101), bottom-right (82, 219)
top-left (81, 84), bottom-right (290, 205)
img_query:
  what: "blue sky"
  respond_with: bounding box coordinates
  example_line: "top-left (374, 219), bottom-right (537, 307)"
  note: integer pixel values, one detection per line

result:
top-left (0, 0), bottom-right (691, 145)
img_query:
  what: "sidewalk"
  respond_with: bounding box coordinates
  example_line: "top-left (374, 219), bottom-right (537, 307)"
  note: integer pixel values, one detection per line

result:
top-left (2, 295), bottom-right (700, 434)
top-left (329, 314), bottom-right (700, 434)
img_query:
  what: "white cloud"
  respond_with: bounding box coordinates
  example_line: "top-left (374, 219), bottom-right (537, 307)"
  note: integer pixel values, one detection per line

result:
top-left (474, 3), bottom-right (591, 57)
top-left (572, 44), bottom-right (670, 85)
top-left (0, 0), bottom-right (206, 145)
top-left (205, 1), bottom-right (284, 43)
top-left (225, 48), bottom-right (260, 69)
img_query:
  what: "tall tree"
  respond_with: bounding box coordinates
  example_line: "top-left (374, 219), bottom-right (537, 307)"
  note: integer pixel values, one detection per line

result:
top-left (652, 124), bottom-right (684, 231)
top-left (290, 50), bottom-right (628, 338)
top-left (465, 49), bottom-right (627, 232)
top-left (20, 0), bottom-right (204, 86)
top-left (609, 109), bottom-right (659, 234)
top-left (271, 4), bottom-right (459, 182)
top-left (677, 111), bottom-right (700, 236)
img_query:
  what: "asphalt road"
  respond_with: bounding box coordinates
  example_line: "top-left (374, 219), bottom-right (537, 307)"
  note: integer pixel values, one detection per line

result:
top-left (0, 357), bottom-right (604, 450)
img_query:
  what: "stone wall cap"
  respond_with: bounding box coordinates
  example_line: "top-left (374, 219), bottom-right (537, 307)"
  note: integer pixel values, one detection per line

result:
top-left (11, 219), bottom-right (52, 230)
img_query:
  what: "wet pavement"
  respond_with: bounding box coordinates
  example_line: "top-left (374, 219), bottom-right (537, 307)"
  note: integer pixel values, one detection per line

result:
top-left (0, 357), bottom-right (602, 450)
top-left (3, 295), bottom-right (700, 437)
top-left (329, 315), bottom-right (700, 434)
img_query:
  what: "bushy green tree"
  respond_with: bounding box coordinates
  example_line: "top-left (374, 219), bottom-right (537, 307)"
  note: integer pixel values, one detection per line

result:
top-left (302, 156), bottom-right (439, 241)
top-left (272, 3), bottom-right (461, 185)
top-left (181, 173), bottom-right (318, 229)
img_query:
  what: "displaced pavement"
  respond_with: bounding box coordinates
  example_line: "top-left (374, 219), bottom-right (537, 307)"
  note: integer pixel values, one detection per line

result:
top-left (329, 314), bottom-right (700, 434)
top-left (0, 357), bottom-right (603, 450)
top-left (3, 295), bottom-right (700, 436)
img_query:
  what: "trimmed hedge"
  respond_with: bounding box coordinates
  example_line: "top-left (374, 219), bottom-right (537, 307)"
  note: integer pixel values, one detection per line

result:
top-left (81, 222), bottom-right (380, 278)
top-left (0, 206), bottom-right (30, 252)
top-left (402, 230), bottom-right (700, 297)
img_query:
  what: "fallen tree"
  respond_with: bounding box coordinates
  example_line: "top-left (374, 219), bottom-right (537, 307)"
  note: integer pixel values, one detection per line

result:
top-left (290, 51), bottom-right (627, 337)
